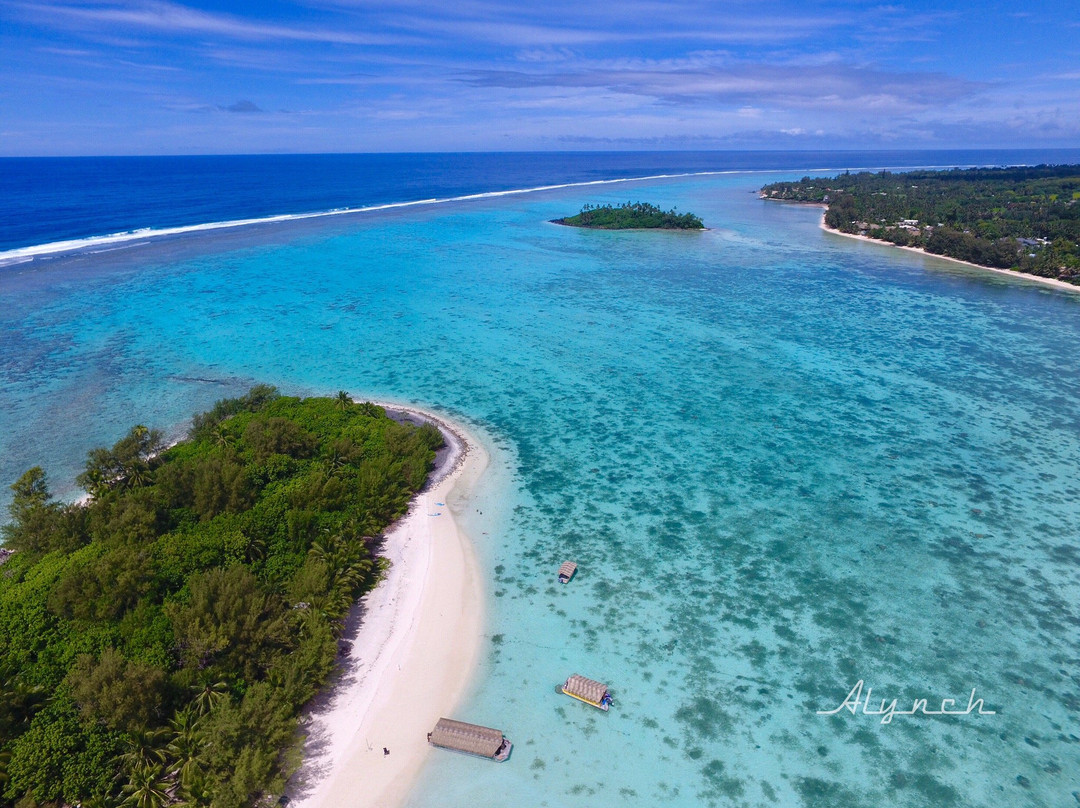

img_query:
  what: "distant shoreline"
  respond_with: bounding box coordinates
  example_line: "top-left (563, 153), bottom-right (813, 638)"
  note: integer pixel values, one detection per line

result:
top-left (763, 200), bottom-right (1080, 295)
top-left (817, 212), bottom-right (1080, 295)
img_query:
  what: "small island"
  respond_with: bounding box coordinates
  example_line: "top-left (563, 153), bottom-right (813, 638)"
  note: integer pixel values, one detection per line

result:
top-left (0, 387), bottom-right (446, 808)
top-left (553, 201), bottom-right (704, 230)
top-left (761, 165), bottom-right (1080, 286)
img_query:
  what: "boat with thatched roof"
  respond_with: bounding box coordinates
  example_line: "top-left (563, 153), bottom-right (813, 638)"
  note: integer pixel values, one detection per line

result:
top-left (558, 560), bottom-right (577, 583)
top-left (427, 717), bottom-right (512, 761)
top-left (560, 674), bottom-right (612, 710)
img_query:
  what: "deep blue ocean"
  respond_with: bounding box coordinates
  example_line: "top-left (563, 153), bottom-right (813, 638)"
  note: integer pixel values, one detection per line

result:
top-left (3, 151), bottom-right (1080, 808)
top-left (4, 149), bottom-right (1080, 253)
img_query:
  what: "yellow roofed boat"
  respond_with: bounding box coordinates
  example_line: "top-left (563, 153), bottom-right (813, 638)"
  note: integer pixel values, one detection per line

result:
top-left (560, 674), bottom-right (613, 711)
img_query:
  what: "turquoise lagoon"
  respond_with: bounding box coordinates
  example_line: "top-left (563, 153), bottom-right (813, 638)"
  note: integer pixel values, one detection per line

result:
top-left (2, 172), bottom-right (1079, 807)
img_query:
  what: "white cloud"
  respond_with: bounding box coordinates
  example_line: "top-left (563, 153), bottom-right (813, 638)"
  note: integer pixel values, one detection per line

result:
top-left (14, 0), bottom-right (415, 46)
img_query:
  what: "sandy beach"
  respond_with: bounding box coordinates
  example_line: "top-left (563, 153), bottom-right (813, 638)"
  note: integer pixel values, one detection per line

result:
top-left (817, 210), bottom-right (1080, 295)
top-left (286, 403), bottom-right (487, 808)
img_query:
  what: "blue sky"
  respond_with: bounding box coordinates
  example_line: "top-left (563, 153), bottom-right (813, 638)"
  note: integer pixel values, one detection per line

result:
top-left (1, 0), bottom-right (1078, 154)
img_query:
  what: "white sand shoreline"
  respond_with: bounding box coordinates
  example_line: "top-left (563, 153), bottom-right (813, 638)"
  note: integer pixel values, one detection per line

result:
top-left (286, 401), bottom-right (487, 808)
top-left (815, 209), bottom-right (1080, 295)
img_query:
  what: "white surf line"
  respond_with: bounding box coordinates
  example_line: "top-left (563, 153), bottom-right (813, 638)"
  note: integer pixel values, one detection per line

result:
top-left (0, 162), bottom-right (1024, 266)
top-left (0, 198), bottom-right (439, 265)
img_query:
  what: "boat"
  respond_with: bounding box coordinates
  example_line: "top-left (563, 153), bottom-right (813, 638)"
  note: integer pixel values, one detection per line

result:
top-left (427, 717), bottom-right (512, 761)
top-left (558, 560), bottom-right (577, 583)
top-left (560, 674), bottom-right (613, 711)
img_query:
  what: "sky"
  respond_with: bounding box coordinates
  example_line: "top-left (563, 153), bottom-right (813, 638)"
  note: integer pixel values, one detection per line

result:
top-left (1, 0), bottom-right (1079, 155)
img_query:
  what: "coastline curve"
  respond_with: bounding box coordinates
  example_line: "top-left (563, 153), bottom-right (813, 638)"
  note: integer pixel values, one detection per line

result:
top-left (285, 400), bottom-right (488, 808)
top-left (816, 210), bottom-right (1080, 295)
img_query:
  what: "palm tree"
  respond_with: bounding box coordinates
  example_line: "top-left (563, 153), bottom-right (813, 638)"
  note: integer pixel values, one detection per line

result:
top-left (0, 670), bottom-right (48, 738)
top-left (211, 423), bottom-right (231, 449)
top-left (309, 534), bottom-right (374, 625)
top-left (114, 727), bottom-right (170, 775)
top-left (311, 534), bottom-right (372, 586)
top-left (121, 763), bottom-right (171, 808)
top-left (190, 681), bottom-right (229, 716)
top-left (166, 709), bottom-right (205, 790)
top-left (335, 390), bottom-right (353, 411)
top-left (169, 706), bottom-right (201, 736)
top-left (125, 461), bottom-right (153, 489)
top-left (80, 466), bottom-right (108, 499)
top-left (77, 792), bottom-right (120, 808)
top-left (244, 533), bottom-right (267, 562)
top-left (326, 448), bottom-right (348, 475)
top-left (174, 768), bottom-right (212, 808)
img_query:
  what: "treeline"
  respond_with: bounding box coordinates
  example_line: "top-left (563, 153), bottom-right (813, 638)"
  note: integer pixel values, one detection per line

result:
top-left (761, 165), bottom-right (1080, 283)
top-left (554, 201), bottom-right (704, 230)
top-left (0, 387), bottom-right (443, 808)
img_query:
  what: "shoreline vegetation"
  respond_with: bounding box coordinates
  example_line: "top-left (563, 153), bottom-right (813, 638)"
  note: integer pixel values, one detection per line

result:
top-left (817, 212), bottom-right (1080, 295)
top-left (0, 387), bottom-right (480, 808)
top-left (761, 165), bottom-right (1080, 287)
top-left (287, 403), bottom-right (484, 808)
top-left (552, 201), bottom-right (704, 230)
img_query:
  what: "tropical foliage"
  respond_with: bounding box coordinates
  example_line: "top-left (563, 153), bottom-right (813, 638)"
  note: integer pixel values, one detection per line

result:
top-left (761, 165), bottom-right (1080, 284)
top-left (0, 388), bottom-right (443, 808)
top-left (555, 201), bottom-right (704, 230)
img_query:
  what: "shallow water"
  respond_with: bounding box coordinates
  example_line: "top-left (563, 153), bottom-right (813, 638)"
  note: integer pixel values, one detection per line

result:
top-left (2, 171), bottom-right (1079, 808)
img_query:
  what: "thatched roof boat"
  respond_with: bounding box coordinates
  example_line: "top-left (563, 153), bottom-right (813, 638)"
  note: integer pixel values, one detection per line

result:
top-left (558, 561), bottom-right (577, 583)
top-left (560, 674), bottom-right (612, 711)
top-left (427, 718), bottom-right (512, 761)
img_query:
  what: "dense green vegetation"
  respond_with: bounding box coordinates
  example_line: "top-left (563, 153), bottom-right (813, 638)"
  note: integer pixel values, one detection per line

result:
top-left (761, 165), bottom-right (1080, 284)
top-left (554, 201), bottom-right (704, 230)
top-left (0, 387), bottom-right (443, 808)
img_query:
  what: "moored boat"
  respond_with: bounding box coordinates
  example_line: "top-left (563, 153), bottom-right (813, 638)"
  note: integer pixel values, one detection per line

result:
top-left (560, 674), bottom-right (613, 710)
top-left (427, 717), bottom-right (512, 761)
top-left (558, 560), bottom-right (577, 583)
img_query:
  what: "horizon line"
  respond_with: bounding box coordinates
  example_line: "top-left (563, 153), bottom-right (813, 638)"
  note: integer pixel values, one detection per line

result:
top-left (3, 146), bottom-right (1080, 160)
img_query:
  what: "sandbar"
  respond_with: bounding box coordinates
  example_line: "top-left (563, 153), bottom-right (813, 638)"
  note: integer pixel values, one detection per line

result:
top-left (286, 402), bottom-right (486, 808)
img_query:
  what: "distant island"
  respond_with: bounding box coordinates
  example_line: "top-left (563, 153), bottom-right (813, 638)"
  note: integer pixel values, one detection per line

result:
top-left (553, 202), bottom-right (704, 230)
top-left (0, 387), bottom-right (443, 808)
top-left (761, 165), bottom-right (1080, 286)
